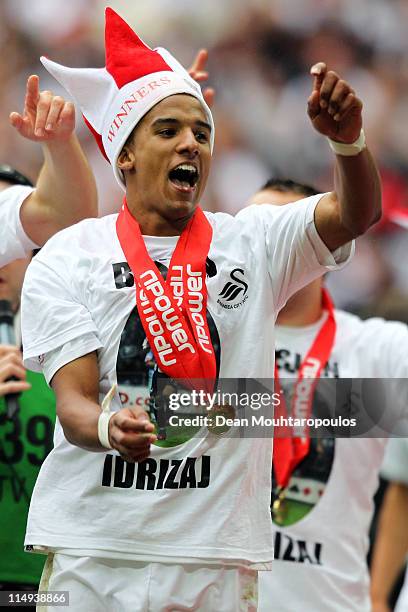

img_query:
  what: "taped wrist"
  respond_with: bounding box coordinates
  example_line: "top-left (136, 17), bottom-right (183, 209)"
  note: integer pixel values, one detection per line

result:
top-left (97, 384), bottom-right (117, 450)
top-left (328, 129), bottom-right (366, 156)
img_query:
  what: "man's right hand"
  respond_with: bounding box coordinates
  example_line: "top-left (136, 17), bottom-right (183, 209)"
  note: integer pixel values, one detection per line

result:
top-left (0, 345), bottom-right (31, 397)
top-left (51, 353), bottom-right (156, 457)
top-left (307, 62), bottom-right (362, 144)
top-left (108, 407), bottom-right (157, 463)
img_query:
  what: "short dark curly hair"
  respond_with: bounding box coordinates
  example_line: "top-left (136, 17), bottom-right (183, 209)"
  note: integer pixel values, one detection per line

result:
top-left (260, 178), bottom-right (318, 198)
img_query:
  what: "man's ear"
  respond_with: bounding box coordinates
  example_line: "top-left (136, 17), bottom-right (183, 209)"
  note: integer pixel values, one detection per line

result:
top-left (117, 145), bottom-right (135, 172)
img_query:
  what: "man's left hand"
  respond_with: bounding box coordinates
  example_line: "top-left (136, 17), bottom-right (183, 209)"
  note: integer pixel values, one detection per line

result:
top-left (307, 62), bottom-right (362, 143)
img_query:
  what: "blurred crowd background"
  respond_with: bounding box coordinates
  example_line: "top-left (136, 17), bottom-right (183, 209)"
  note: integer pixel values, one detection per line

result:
top-left (1, 0), bottom-right (408, 318)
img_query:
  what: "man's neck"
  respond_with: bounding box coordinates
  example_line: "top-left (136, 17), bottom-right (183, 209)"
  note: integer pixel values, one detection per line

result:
top-left (276, 281), bottom-right (324, 327)
top-left (138, 216), bottom-right (186, 236)
top-left (126, 194), bottom-right (194, 237)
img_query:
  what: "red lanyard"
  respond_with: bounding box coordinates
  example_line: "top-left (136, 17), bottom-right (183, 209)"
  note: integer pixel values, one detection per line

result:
top-left (273, 289), bottom-right (336, 489)
top-left (116, 199), bottom-right (216, 392)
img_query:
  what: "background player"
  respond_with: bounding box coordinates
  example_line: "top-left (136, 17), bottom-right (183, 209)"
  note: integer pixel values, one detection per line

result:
top-left (250, 179), bottom-right (407, 612)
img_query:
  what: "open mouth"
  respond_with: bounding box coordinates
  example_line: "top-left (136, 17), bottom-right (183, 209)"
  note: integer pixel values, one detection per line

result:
top-left (168, 163), bottom-right (199, 192)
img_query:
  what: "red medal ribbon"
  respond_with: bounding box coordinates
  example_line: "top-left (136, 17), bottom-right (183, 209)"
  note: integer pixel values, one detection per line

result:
top-left (273, 289), bottom-right (336, 489)
top-left (116, 199), bottom-right (216, 392)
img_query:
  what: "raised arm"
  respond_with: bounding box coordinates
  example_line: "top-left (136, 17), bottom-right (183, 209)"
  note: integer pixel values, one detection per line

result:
top-left (51, 352), bottom-right (156, 462)
top-left (9, 75), bottom-right (98, 246)
top-left (308, 63), bottom-right (381, 251)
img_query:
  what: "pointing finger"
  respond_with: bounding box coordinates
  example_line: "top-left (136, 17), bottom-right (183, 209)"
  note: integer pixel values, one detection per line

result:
top-left (310, 62), bottom-right (327, 93)
top-left (25, 75), bottom-right (40, 116)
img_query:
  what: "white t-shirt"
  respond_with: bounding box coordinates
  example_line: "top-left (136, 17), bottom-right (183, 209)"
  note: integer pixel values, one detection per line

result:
top-left (381, 439), bottom-right (408, 612)
top-left (21, 195), bottom-right (352, 567)
top-left (259, 309), bottom-right (408, 612)
top-left (0, 185), bottom-right (38, 265)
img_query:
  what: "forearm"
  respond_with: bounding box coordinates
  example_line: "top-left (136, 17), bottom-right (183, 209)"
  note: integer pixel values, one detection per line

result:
top-left (39, 133), bottom-right (97, 223)
top-left (333, 146), bottom-right (381, 237)
top-left (22, 134), bottom-right (97, 245)
top-left (371, 483), bottom-right (408, 606)
top-left (51, 353), bottom-right (156, 460)
top-left (315, 147), bottom-right (381, 251)
top-left (57, 389), bottom-right (106, 452)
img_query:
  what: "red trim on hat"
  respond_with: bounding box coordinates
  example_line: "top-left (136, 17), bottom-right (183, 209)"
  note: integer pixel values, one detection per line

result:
top-left (83, 115), bottom-right (109, 162)
top-left (105, 8), bottom-right (172, 88)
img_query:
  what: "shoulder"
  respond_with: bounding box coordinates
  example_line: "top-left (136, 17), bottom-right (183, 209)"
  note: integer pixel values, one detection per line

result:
top-left (204, 209), bottom-right (263, 244)
top-left (26, 214), bottom-right (119, 285)
top-left (204, 209), bottom-right (238, 229)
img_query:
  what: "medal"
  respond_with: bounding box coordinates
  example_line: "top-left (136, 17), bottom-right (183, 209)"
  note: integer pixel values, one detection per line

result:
top-left (272, 487), bottom-right (288, 526)
top-left (207, 403), bottom-right (235, 435)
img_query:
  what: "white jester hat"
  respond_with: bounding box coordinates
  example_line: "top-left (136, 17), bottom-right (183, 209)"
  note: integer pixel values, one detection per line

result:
top-left (41, 7), bottom-right (214, 190)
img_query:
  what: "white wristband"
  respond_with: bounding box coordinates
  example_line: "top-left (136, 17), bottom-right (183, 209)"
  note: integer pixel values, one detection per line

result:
top-left (328, 129), bottom-right (366, 156)
top-left (98, 384), bottom-right (117, 450)
top-left (98, 411), bottom-right (115, 449)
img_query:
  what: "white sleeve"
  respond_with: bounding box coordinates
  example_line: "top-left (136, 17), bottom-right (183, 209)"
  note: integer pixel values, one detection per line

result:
top-left (237, 194), bottom-right (354, 311)
top-left (381, 438), bottom-right (408, 484)
top-left (21, 246), bottom-right (102, 373)
top-left (41, 335), bottom-right (102, 384)
top-left (0, 185), bottom-right (39, 265)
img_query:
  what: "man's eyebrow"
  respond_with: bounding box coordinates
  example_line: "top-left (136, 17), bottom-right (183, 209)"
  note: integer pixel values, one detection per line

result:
top-left (152, 117), bottom-right (212, 132)
top-left (196, 120), bottom-right (212, 133)
top-left (152, 118), bottom-right (179, 128)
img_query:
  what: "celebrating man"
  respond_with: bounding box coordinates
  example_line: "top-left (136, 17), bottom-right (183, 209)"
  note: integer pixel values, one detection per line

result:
top-left (21, 8), bottom-right (380, 610)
